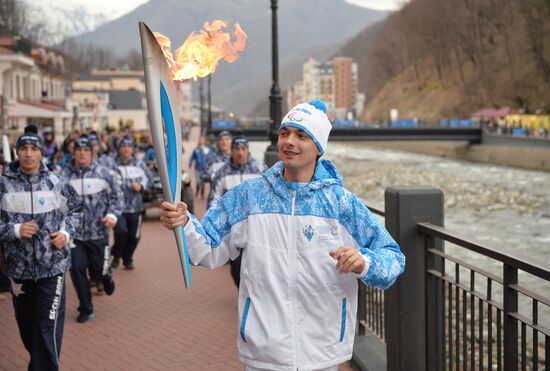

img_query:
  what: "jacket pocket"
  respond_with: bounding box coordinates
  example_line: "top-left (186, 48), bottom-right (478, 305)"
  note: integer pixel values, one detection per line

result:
top-left (339, 297), bottom-right (347, 342)
top-left (240, 297), bottom-right (251, 342)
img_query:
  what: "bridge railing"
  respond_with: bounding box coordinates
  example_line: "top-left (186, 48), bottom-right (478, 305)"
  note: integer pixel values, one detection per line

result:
top-left (354, 187), bottom-right (550, 371)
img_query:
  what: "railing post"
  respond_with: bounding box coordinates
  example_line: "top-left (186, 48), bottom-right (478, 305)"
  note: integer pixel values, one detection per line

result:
top-left (357, 284), bottom-right (366, 336)
top-left (384, 187), bottom-right (444, 371)
top-left (503, 264), bottom-right (518, 370)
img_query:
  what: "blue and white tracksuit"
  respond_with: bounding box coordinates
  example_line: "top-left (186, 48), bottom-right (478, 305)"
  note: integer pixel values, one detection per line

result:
top-left (61, 160), bottom-right (123, 314)
top-left (183, 160), bottom-right (405, 370)
top-left (113, 155), bottom-right (151, 214)
top-left (0, 161), bottom-right (81, 371)
top-left (206, 150), bottom-right (230, 181)
top-left (189, 146), bottom-right (211, 186)
top-left (208, 156), bottom-right (266, 206)
top-left (112, 155), bottom-right (151, 265)
top-left (208, 156), bottom-right (266, 287)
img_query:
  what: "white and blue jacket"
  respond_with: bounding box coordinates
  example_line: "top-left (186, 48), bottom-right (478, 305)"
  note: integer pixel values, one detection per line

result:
top-left (114, 155), bottom-right (152, 214)
top-left (0, 162), bottom-right (82, 280)
top-left (206, 150), bottom-right (230, 181)
top-left (184, 160), bottom-right (405, 370)
top-left (208, 156), bottom-right (266, 206)
top-left (61, 160), bottom-right (123, 241)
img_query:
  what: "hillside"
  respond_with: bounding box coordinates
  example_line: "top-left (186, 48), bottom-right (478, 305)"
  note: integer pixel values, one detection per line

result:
top-left (340, 0), bottom-right (550, 121)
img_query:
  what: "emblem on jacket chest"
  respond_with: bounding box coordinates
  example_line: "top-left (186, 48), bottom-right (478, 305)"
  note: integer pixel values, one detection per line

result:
top-left (302, 225), bottom-right (314, 241)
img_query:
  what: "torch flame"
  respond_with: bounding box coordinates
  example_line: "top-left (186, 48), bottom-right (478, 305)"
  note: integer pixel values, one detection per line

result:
top-left (154, 20), bottom-right (247, 81)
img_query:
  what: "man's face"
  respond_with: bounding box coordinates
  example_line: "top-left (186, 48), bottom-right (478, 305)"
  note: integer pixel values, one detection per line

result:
top-left (231, 145), bottom-right (249, 166)
top-left (218, 136), bottom-right (232, 154)
top-left (278, 126), bottom-right (320, 172)
top-left (17, 144), bottom-right (42, 174)
top-left (119, 145), bottom-right (133, 161)
top-left (74, 147), bottom-right (92, 168)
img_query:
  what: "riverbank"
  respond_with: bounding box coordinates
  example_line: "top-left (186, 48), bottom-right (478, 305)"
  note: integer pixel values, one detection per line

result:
top-left (359, 141), bottom-right (550, 172)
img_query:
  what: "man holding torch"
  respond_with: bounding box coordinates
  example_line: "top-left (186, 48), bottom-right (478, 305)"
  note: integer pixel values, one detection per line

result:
top-left (159, 99), bottom-right (405, 371)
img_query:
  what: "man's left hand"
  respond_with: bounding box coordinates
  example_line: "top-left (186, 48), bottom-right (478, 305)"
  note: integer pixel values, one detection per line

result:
top-left (102, 216), bottom-right (117, 229)
top-left (131, 182), bottom-right (142, 192)
top-left (329, 246), bottom-right (366, 274)
top-left (50, 232), bottom-right (67, 249)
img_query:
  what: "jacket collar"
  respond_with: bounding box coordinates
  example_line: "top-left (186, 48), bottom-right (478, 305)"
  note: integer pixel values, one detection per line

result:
top-left (263, 159), bottom-right (342, 199)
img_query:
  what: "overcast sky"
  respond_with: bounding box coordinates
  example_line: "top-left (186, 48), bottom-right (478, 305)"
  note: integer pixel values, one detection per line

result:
top-left (43, 0), bottom-right (406, 19)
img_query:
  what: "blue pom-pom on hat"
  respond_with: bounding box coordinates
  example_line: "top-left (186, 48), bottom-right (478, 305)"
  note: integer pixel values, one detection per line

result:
top-left (308, 99), bottom-right (327, 113)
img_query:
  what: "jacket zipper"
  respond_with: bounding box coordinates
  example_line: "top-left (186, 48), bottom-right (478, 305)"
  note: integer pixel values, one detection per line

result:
top-left (80, 169), bottom-right (86, 237)
top-left (290, 190), bottom-right (298, 369)
top-left (27, 174), bottom-right (38, 281)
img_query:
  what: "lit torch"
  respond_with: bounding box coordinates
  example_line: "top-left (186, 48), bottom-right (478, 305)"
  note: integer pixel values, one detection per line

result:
top-left (138, 21), bottom-right (247, 288)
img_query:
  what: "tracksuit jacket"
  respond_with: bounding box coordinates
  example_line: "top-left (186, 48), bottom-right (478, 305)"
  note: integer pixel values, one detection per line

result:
top-left (209, 157), bottom-right (266, 205)
top-left (0, 161), bottom-right (81, 280)
top-left (183, 159), bottom-right (406, 370)
top-left (60, 160), bottom-right (123, 241)
top-left (206, 150), bottom-right (230, 181)
top-left (114, 155), bottom-right (152, 213)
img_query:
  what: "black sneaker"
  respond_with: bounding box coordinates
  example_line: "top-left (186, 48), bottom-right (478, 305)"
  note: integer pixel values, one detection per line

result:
top-left (102, 276), bottom-right (115, 295)
top-left (76, 312), bottom-right (95, 323)
top-left (124, 262), bottom-right (134, 270)
top-left (111, 257), bottom-right (120, 269)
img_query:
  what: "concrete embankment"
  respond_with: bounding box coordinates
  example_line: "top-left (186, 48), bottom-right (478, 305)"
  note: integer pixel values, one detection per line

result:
top-left (357, 141), bottom-right (550, 172)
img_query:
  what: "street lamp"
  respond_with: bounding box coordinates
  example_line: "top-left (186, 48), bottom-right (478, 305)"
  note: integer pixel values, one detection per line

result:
top-left (199, 78), bottom-right (205, 135)
top-left (207, 74), bottom-right (212, 133)
top-left (264, 0), bottom-right (282, 167)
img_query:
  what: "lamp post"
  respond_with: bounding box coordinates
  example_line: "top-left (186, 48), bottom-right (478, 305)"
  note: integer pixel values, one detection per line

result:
top-left (264, 0), bottom-right (282, 167)
top-left (207, 74), bottom-right (212, 133)
top-left (199, 78), bottom-right (206, 135)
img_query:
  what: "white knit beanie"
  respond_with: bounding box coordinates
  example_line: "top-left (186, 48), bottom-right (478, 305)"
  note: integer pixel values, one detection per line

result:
top-left (279, 99), bottom-right (332, 156)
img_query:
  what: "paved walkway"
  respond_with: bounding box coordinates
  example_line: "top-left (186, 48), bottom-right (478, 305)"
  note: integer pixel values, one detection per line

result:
top-left (0, 127), bottom-right (354, 370)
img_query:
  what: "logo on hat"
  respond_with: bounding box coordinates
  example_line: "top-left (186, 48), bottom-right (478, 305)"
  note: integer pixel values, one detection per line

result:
top-left (288, 111), bottom-right (303, 122)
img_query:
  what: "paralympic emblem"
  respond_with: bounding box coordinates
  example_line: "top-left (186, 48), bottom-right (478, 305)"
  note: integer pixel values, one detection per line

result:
top-left (288, 111), bottom-right (303, 122)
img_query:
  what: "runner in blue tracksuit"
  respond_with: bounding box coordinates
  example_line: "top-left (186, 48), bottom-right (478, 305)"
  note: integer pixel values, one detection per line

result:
top-left (160, 100), bottom-right (406, 371)
top-left (209, 135), bottom-right (266, 287)
top-left (205, 130), bottom-right (232, 180)
top-left (0, 130), bottom-right (81, 371)
top-left (188, 135), bottom-right (211, 199)
top-left (88, 131), bottom-right (118, 175)
top-left (208, 135), bottom-right (266, 207)
top-left (61, 135), bottom-right (123, 323)
top-left (111, 136), bottom-right (152, 270)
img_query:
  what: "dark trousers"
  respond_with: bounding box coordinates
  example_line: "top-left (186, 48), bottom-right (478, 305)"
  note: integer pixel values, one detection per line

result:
top-left (11, 274), bottom-right (66, 371)
top-left (0, 270), bottom-right (10, 291)
top-left (70, 238), bottom-right (111, 314)
top-left (230, 253), bottom-right (242, 288)
top-left (112, 212), bottom-right (142, 266)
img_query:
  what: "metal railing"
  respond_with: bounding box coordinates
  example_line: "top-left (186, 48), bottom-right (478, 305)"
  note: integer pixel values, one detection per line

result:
top-left (420, 222), bottom-right (550, 371)
top-left (357, 204), bottom-right (387, 341)
top-left (354, 188), bottom-right (550, 371)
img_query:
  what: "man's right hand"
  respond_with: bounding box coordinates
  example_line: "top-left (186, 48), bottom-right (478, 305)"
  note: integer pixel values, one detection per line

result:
top-left (160, 201), bottom-right (188, 230)
top-left (20, 220), bottom-right (38, 238)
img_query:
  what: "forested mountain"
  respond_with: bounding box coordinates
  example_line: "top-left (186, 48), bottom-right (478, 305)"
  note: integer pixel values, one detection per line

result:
top-left (340, 0), bottom-right (550, 121)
